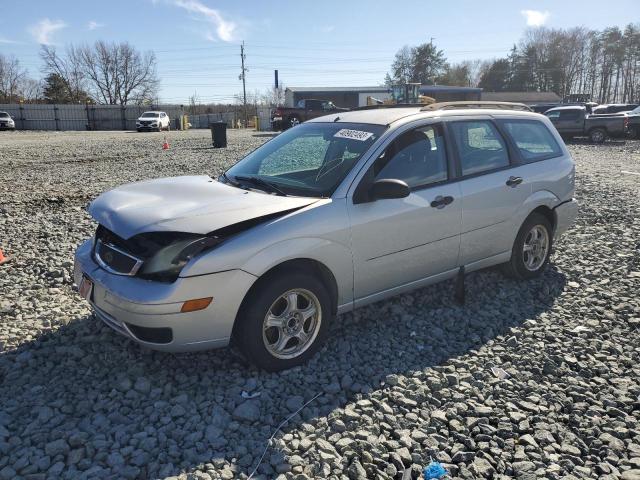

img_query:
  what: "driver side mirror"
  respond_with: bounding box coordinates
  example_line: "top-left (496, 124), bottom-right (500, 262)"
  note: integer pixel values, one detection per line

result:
top-left (369, 178), bottom-right (410, 201)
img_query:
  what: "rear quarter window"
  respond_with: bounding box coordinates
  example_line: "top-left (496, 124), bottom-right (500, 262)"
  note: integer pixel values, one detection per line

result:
top-left (501, 120), bottom-right (563, 163)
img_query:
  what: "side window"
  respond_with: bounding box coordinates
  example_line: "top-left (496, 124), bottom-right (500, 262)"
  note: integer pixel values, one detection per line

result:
top-left (559, 110), bottom-right (580, 121)
top-left (374, 124), bottom-right (448, 189)
top-left (449, 121), bottom-right (509, 176)
top-left (502, 120), bottom-right (563, 163)
top-left (546, 111), bottom-right (560, 119)
top-left (296, 100), bottom-right (305, 108)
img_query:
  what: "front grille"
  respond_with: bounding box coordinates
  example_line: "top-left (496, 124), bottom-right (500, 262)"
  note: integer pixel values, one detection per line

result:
top-left (140, 120), bottom-right (152, 126)
top-left (95, 240), bottom-right (143, 275)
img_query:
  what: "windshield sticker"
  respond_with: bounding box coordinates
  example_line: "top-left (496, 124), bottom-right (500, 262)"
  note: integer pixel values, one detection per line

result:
top-left (334, 129), bottom-right (374, 141)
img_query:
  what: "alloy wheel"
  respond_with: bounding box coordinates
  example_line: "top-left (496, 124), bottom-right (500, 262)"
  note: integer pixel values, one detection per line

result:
top-left (262, 288), bottom-right (322, 359)
top-left (522, 225), bottom-right (549, 271)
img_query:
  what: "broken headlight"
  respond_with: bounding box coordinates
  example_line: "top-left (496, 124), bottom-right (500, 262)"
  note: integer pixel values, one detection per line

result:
top-left (137, 235), bottom-right (222, 282)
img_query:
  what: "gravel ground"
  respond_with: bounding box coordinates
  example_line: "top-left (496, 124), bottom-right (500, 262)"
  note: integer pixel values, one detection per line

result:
top-left (0, 129), bottom-right (639, 480)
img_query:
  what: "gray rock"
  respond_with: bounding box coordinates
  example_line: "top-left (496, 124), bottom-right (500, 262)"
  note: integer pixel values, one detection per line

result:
top-left (232, 401), bottom-right (261, 422)
top-left (44, 439), bottom-right (69, 457)
top-left (285, 396), bottom-right (304, 412)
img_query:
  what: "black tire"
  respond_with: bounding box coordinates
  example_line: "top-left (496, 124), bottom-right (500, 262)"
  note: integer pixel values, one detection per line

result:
top-left (234, 269), bottom-right (333, 371)
top-left (589, 128), bottom-right (606, 143)
top-left (137, 129), bottom-right (142, 132)
top-left (631, 126), bottom-right (640, 140)
top-left (166, 123), bottom-right (171, 132)
top-left (503, 213), bottom-right (553, 280)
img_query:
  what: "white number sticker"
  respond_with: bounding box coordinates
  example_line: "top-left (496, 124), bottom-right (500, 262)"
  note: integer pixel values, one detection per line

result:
top-left (334, 129), bottom-right (373, 141)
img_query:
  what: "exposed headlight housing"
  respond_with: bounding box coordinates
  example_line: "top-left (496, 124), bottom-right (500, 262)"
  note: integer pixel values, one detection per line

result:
top-left (93, 226), bottom-right (223, 283)
top-left (137, 235), bottom-right (222, 282)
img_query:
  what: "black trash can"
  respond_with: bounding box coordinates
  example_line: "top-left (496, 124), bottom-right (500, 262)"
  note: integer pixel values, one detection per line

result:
top-left (210, 121), bottom-right (227, 148)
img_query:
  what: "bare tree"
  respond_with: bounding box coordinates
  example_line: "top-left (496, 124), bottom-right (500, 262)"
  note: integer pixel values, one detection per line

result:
top-left (0, 54), bottom-right (28, 102)
top-left (40, 45), bottom-right (87, 103)
top-left (75, 41), bottom-right (158, 105)
top-left (41, 41), bottom-right (158, 105)
top-left (19, 78), bottom-right (44, 102)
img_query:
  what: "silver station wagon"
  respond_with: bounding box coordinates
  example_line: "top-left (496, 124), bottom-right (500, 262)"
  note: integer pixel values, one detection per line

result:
top-left (74, 102), bottom-right (578, 370)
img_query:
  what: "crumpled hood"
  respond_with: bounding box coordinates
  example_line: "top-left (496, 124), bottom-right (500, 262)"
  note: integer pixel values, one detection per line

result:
top-left (88, 175), bottom-right (318, 239)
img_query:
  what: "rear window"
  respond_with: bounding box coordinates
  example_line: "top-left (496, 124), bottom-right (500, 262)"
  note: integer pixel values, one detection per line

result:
top-left (501, 120), bottom-right (562, 162)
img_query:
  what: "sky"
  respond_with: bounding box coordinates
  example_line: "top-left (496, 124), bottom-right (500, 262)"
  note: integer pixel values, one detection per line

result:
top-left (0, 0), bottom-right (638, 104)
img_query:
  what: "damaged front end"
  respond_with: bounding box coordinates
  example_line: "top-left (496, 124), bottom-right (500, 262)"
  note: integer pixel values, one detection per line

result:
top-left (93, 226), bottom-right (224, 283)
top-left (92, 208), bottom-right (305, 283)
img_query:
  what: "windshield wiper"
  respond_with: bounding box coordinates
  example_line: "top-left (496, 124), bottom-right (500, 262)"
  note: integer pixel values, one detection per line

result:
top-left (233, 175), bottom-right (287, 196)
top-left (220, 171), bottom-right (241, 187)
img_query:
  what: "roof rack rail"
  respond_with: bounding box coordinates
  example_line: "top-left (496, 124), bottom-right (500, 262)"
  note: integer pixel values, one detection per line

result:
top-left (353, 103), bottom-right (424, 111)
top-left (420, 101), bottom-right (533, 112)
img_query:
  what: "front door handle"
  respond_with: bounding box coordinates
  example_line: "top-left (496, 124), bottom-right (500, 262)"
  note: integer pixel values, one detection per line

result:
top-left (506, 176), bottom-right (523, 187)
top-left (430, 195), bottom-right (454, 209)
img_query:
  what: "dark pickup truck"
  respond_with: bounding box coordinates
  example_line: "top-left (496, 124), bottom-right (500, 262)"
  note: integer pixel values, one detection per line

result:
top-left (271, 99), bottom-right (348, 130)
top-left (544, 106), bottom-right (628, 143)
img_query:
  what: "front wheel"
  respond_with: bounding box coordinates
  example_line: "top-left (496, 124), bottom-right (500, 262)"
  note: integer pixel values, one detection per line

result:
top-left (234, 270), bottom-right (332, 371)
top-left (503, 213), bottom-right (553, 280)
top-left (589, 128), bottom-right (606, 143)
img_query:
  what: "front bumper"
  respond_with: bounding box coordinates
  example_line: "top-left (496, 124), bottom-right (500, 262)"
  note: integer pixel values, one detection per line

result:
top-left (553, 198), bottom-right (579, 240)
top-left (73, 239), bottom-right (257, 352)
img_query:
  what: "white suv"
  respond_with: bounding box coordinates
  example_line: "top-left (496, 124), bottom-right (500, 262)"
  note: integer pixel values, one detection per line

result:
top-left (75, 102), bottom-right (578, 371)
top-left (136, 111), bottom-right (171, 132)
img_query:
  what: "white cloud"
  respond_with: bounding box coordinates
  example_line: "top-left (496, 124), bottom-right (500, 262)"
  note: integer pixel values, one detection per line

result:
top-left (521, 10), bottom-right (550, 27)
top-left (87, 20), bottom-right (104, 31)
top-left (172, 0), bottom-right (236, 42)
top-left (28, 18), bottom-right (66, 45)
top-left (0, 37), bottom-right (19, 44)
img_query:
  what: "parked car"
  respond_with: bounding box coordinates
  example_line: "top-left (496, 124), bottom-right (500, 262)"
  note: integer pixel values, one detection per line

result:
top-left (0, 111), bottom-right (16, 130)
top-left (136, 111), bottom-right (171, 132)
top-left (592, 103), bottom-right (638, 115)
top-left (75, 103), bottom-right (578, 370)
top-left (544, 105), bottom-right (627, 143)
top-left (271, 99), bottom-right (348, 130)
top-left (626, 105), bottom-right (640, 139)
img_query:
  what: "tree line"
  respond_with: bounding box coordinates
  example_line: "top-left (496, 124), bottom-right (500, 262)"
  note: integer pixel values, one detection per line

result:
top-left (387, 23), bottom-right (640, 103)
top-left (0, 41), bottom-right (158, 105)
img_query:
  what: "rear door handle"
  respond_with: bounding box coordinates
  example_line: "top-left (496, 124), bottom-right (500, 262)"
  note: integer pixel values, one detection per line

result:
top-left (506, 176), bottom-right (523, 187)
top-left (430, 195), bottom-right (454, 209)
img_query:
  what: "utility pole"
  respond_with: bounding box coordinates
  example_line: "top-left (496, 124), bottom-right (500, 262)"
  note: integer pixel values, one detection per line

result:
top-left (240, 41), bottom-right (248, 128)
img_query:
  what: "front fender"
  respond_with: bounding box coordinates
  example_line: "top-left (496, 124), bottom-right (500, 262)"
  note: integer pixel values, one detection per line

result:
top-left (240, 237), bottom-right (354, 308)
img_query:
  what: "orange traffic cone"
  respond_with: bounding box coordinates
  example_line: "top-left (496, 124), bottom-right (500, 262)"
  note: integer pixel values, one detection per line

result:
top-left (162, 136), bottom-right (170, 150)
top-left (0, 248), bottom-right (10, 266)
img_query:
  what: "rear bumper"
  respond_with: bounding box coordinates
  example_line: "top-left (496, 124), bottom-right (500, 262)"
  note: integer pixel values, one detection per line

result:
top-left (73, 239), bottom-right (257, 352)
top-left (554, 198), bottom-right (579, 239)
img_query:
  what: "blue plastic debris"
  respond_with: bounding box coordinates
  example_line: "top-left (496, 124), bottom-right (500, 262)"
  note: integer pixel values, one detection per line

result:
top-left (423, 460), bottom-right (447, 479)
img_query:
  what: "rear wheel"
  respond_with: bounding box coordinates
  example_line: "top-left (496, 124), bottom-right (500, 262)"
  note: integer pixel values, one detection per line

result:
top-left (589, 128), bottom-right (606, 143)
top-left (503, 213), bottom-right (552, 280)
top-left (234, 270), bottom-right (333, 371)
